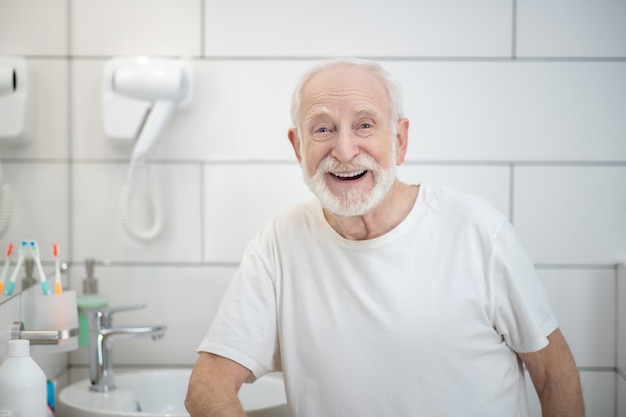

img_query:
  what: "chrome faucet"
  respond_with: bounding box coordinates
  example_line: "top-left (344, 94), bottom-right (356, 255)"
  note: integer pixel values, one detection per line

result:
top-left (84, 304), bottom-right (166, 392)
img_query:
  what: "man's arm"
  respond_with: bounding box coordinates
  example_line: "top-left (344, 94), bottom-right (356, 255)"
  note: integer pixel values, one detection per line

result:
top-left (185, 352), bottom-right (252, 417)
top-left (518, 328), bottom-right (585, 417)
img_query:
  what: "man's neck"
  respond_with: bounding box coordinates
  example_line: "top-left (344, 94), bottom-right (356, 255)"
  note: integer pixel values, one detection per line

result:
top-left (323, 181), bottom-right (419, 241)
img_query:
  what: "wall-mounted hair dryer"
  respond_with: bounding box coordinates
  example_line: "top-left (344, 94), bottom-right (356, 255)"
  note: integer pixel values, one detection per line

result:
top-left (103, 56), bottom-right (193, 162)
top-left (0, 56), bottom-right (34, 142)
top-left (102, 57), bottom-right (194, 241)
top-left (0, 64), bottom-right (15, 95)
top-left (0, 57), bottom-right (35, 238)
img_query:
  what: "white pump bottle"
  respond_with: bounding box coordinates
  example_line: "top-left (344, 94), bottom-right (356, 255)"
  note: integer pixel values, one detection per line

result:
top-left (0, 340), bottom-right (47, 417)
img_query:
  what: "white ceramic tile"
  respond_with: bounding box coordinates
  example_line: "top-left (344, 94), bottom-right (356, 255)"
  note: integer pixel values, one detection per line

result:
top-left (151, 60), bottom-right (307, 161)
top-left (514, 166), bottom-right (626, 265)
top-left (1, 162), bottom-right (69, 259)
top-left (68, 367), bottom-right (89, 384)
top-left (526, 371), bottom-right (615, 417)
top-left (397, 164), bottom-right (510, 218)
top-left (71, 0), bottom-right (201, 56)
top-left (205, 0), bottom-right (512, 57)
top-left (71, 163), bottom-right (203, 263)
top-left (69, 265), bottom-right (234, 367)
top-left (0, 0), bottom-right (68, 56)
top-left (29, 341), bottom-right (69, 379)
top-left (517, 0), bottom-right (626, 58)
top-left (538, 268), bottom-right (615, 367)
top-left (204, 163), bottom-right (314, 263)
top-left (383, 61), bottom-right (626, 161)
top-left (71, 60), bottom-right (135, 160)
top-left (616, 263), bottom-right (626, 376)
top-left (32, 60), bottom-right (69, 159)
top-left (578, 372), bottom-right (616, 417)
top-left (1, 59), bottom-right (69, 159)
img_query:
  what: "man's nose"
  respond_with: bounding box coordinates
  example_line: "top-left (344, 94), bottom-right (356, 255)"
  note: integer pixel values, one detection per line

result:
top-left (331, 129), bottom-right (360, 163)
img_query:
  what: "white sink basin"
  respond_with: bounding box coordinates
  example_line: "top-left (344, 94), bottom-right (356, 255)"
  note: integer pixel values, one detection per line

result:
top-left (58, 369), bottom-right (287, 417)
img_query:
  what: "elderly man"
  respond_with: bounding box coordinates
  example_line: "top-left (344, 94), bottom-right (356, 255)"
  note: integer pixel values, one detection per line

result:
top-left (186, 58), bottom-right (584, 416)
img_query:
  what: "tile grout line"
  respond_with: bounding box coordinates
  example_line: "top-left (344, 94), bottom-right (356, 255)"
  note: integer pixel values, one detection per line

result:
top-left (17, 55), bottom-right (626, 63)
top-left (511, 0), bottom-right (518, 59)
top-left (509, 163), bottom-right (515, 224)
top-left (67, 0), bottom-right (75, 286)
top-left (5, 159), bottom-right (626, 167)
top-left (200, 162), bottom-right (206, 264)
top-left (201, 0), bottom-right (206, 58)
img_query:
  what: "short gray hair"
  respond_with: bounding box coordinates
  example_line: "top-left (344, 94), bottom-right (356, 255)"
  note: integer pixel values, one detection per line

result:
top-left (290, 58), bottom-right (404, 133)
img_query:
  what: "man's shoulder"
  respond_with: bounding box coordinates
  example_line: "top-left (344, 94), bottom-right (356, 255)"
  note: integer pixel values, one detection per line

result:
top-left (421, 184), bottom-right (505, 225)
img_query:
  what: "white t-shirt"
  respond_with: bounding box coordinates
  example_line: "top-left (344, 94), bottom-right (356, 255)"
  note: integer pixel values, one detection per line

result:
top-left (199, 184), bottom-right (558, 417)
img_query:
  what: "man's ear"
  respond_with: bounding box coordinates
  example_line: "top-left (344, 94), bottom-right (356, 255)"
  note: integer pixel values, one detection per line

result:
top-left (288, 127), bottom-right (303, 163)
top-left (394, 118), bottom-right (410, 165)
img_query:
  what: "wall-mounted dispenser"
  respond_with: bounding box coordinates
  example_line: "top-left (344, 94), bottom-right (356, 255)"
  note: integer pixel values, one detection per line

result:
top-left (102, 56), bottom-right (193, 241)
top-left (0, 56), bottom-right (34, 142)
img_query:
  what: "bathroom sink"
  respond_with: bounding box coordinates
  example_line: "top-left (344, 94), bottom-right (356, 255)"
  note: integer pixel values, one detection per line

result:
top-left (58, 369), bottom-right (287, 417)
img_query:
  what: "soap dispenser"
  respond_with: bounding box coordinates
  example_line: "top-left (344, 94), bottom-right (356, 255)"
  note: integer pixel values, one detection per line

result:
top-left (76, 258), bottom-right (108, 347)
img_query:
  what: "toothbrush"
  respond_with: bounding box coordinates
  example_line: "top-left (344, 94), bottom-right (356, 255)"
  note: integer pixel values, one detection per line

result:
top-left (29, 240), bottom-right (51, 296)
top-left (4, 240), bottom-right (28, 296)
top-left (53, 243), bottom-right (62, 294)
top-left (0, 242), bottom-right (13, 294)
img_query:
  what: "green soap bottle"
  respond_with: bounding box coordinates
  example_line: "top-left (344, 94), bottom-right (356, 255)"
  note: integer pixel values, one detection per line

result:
top-left (76, 258), bottom-right (108, 348)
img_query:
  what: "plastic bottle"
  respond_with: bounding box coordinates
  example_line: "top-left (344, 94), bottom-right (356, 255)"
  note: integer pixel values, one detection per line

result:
top-left (0, 340), bottom-right (47, 417)
top-left (77, 258), bottom-right (108, 347)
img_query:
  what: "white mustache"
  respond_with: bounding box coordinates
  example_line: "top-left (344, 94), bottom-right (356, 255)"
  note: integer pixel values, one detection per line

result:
top-left (317, 153), bottom-right (379, 176)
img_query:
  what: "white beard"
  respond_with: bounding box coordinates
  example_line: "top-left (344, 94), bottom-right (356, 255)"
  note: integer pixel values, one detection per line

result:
top-left (301, 146), bottom-right (397, 217)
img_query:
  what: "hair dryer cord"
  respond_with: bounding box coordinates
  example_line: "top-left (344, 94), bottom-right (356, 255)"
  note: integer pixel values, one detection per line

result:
top-left (120, 163), bottom-right (163, 241)
top-left (0, 184), bottom-right (12, 238)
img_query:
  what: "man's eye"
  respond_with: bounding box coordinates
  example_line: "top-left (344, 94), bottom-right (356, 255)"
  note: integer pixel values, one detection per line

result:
top-left (310, 125), bottom-right (334, 141)
top-left (355, 121), bottom-right (376, 138)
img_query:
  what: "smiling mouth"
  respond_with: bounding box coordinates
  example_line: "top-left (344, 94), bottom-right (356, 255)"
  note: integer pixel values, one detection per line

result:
top-left (330, 170), bottom-right (367, 180)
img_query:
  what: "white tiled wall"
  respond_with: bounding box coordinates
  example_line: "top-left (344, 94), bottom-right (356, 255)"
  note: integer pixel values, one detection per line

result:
top-left (203, 0), bottom-right (513, 57)
top-left (388, 61), bottom-right (626, 162)
top-left (515, 166), bottom-right (626, 265)
top-left (0, 1), bottom-right (624, 416)
top-left (516, 0), bottom-right (626, 58)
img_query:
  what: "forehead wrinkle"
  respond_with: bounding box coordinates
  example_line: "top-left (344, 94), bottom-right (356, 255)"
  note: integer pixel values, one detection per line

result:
top-left (300, 80), bottom-right (388, 129)
top-left (304, 97), bottom-right (381, 118)
top-left (304, 82), bottom-right (379, 103)
top-left (308, 87), bottom-right (377, 103)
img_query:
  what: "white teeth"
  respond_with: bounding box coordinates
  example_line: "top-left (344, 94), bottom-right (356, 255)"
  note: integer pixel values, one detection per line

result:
top-left (332, 170), bottom-right (366, 178)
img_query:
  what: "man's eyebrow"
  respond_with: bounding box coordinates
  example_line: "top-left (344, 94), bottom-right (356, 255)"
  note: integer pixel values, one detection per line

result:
top-left (353, 105), bottom-right (380, 117)
top-left (303, 105), bottom-right (381, 128)
top-left (304, 106), bottom-right (332, 123)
